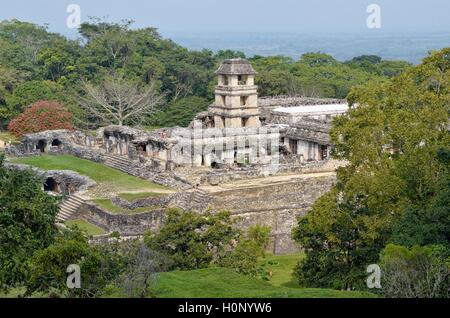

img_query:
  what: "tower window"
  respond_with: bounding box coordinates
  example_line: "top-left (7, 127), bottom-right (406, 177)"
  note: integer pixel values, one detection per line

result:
top-left (241, 118), bottom-right (249, 127)
top-left (237, 75), bottom-right (247, 85)
top-left (221, 95), bottom-right (226, 106)
top-left (240, 96), bottom-right (248, 106)
top-left (223, 75), bottom-right (228, 86)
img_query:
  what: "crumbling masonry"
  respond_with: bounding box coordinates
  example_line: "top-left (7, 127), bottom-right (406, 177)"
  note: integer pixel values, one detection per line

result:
top-left (6, 59), bottom-right (349, 254)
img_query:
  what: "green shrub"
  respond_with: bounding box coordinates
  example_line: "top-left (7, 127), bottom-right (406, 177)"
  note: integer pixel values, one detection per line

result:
top-left (216, 225), bottom-right (272, 276)
top-left (144, 209), bottom-right (239, 270)
top-left (216, 240), bottom-right (260, 276)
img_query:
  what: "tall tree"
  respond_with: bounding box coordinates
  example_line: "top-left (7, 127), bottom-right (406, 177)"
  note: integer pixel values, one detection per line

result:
top-left (79, 72), bottom-right (165, 126)
top-left (293, 48), bottom-right (450, 290)
top-left (0, 155), bottom-right (59, 291)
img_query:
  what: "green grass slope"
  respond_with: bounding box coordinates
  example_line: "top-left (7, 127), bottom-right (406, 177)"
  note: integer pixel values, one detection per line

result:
top-left (152, 267), bottom-right (376, 298)
top-left (13, 155), bottom-right (168, 192)
top-left (65, 219), bottom-right (106, 236)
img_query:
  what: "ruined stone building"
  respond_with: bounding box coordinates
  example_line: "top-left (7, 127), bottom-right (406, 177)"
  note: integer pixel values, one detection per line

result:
top-left (6, 58), bottom-right (350, 253)
top-left (97, 59), bottom-right (349, 171)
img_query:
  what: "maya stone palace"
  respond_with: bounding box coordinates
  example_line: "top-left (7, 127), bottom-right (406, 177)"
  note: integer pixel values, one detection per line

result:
top-left (6, 59), bottom-right (350, 253)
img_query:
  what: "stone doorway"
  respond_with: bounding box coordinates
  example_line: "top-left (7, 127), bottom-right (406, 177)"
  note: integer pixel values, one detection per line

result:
top-left (44, 177), bottom-right (59, 193)
top-left (37, 140), bottom-right (47, 153)
top-left (51, 139), bottom-right (63, 149)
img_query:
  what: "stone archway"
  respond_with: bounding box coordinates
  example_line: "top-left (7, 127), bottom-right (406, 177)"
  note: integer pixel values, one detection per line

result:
top-left (211, 162), bottom-right (219, 169)
top-left (43, 177), bottom-right (58, 192)
top-left (37, 140), bottom-right (47, 153)
top-left (51, 139), bottom-right (63, 148)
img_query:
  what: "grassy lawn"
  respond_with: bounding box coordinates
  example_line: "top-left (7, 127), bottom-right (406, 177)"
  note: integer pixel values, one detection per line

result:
top-left (118, 192), bottom-right (165, 201)
top-left (92, 198), bottom-right (158, 214)
top-left (106, 253), bottom-right (376, 298)
top-left (2, 254), bottom-right (377, 298)
top-left (13, 155), bottom-right (169, 192)
top-left (151, 267), bottom-right (376, 298)
top-left (259, 253), bottom-right (304, 288)
top-left (65, 219), bottom-right (106, 236)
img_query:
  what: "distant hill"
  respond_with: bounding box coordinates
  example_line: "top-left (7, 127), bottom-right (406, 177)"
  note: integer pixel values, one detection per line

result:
top-left (167, 31), bottom-right (450, 64)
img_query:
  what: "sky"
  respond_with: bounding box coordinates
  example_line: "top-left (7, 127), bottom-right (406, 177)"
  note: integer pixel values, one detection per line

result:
top-left (0, 0), bottom-right (449, 38)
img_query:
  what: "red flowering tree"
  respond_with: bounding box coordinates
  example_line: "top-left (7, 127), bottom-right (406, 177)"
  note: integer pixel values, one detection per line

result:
top-left (8, 100), bottom-right (73, 137)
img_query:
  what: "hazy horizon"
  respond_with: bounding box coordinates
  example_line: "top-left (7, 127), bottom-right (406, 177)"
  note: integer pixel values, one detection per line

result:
top-left (0, 0), bottom-right (449, 63)
top-left (0, 0), bottom-right (449, 34)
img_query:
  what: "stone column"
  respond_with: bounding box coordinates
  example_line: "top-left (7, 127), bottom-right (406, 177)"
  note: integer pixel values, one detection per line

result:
top-left (203, 152), bottom-right (212, 167)
top-left (297, 140), bottom-right (309, 158)
top-left (193, 153), bottom-right (202, 167)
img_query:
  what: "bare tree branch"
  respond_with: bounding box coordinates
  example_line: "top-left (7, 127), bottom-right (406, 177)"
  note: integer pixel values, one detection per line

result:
top-left (78, 72), bottom-right (165, 126)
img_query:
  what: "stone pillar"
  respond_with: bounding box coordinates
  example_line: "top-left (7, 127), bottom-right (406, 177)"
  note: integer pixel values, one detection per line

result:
top-left (224, 149), bottom-right (235, 165)
top-left (247, 116), bottom-right (261, 127)
top-left (297, 140), bottom-right (309, 158)
top-left (214, 116), bottom-right (225, 129)
top-left (203, 152), bottom-right (212, 167)
top-left (315, 144), bottom-right (321, 161)
top-left (193, 153), bottom-right (202, 167)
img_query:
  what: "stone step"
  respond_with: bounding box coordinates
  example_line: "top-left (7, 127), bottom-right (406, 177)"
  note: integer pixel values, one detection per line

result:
top-left (104, 163), bottom-right (132, 173)
top-left (107, 158), bottom-right (132, 164)
top-left (56, 214), bottom-right (71, 222)
top-left (59, 210), bottom-right (73, 217)
top-left (103, 155), bottom-right (133, 164)
top-left (59, 206), bottom-right (78, 213)
top-left (59, 205), bottom-right (78, 214)
top-left (104, 159), bottom-right (131, 167)
top-left (60, 203), bottom-right (78, 211)
top-left (63, 199), bottom-right (83, 208)
top-left (58, 211), bottom-right (72, 218)
top-left (64, 197), bottom-right (83, 205)
top-left (70, 194), bottom-right (85, 202)
top-left (57, 194), bottom-right (85, 222)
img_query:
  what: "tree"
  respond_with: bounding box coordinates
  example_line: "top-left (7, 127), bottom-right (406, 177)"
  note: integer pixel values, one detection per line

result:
top-left (380, 244), bottom-right (450, 298)
top-left (4, 80), bottom-right (70, 120)
top-left (120, 243), bottom-right (171, 298)
top-left (147, 96), bottom-right (209, 128)
top-left (79, 72), bottom-right (165, 126)
top-left (345, 55), bottom-right (411, 77)
top-left (216, 225), bottom-right (271, 276)
top-left (0, 155), bottom-right (59, 291)
top-left (26, 227), bottom-right (125, 298)
top-left (293, 48), bottom-right (450, 290)
top-left (215, 50), bottom-right (246, 61)
top-left (247, 225), bottom-right (271, 258)
top-left (7, 100), bottom-right (73, 137)
top-left (390, 149), bottom-right (450, 248)
top-left (144, 209), bottom-right (239, 270)
top-left (0, 66), bottom-right (29, 128)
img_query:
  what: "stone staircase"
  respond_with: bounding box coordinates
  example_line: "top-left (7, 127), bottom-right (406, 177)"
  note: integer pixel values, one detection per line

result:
top-left (103, 153), bottom-right (134, 173)
top-left (190, 189), bottom-right (212, 211)
top-left (101, 153), bottom-right (193, 190)
top-left (57, 194), bottom-right (85, 222)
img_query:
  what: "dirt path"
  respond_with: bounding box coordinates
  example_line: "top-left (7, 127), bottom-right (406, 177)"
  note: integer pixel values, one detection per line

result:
top-left (199, 171), bottom-right (336, 193)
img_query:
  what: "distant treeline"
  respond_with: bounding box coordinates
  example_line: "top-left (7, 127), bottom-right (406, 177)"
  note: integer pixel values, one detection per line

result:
top-left (0, 19), bottom-right (411, 129)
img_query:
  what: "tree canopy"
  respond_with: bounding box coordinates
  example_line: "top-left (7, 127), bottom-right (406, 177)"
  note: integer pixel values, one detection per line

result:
top-left (0, 19), bottom-right (411, 130)
top-left (0, 155), bottom-right (59, 290)
top-left (293, 48), bottom-right (450, 291)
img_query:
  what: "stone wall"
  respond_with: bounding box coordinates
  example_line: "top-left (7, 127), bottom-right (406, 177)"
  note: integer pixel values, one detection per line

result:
top-left (71, 173), bottom-right (334, 254)
top-left (200, 159), bottom-right (342, 185)
top-left (5, 162), bottom-right (96, 195)
top-left (112, 195), bottom-right (171, 210)
top-left (75, 202), bottom-right (166, 236)
top-left (207, 174), bottom-right (336, 254)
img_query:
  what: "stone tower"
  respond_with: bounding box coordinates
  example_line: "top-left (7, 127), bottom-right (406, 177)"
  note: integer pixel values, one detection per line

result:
top-left (210, 59), bottom-right (261, 129)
